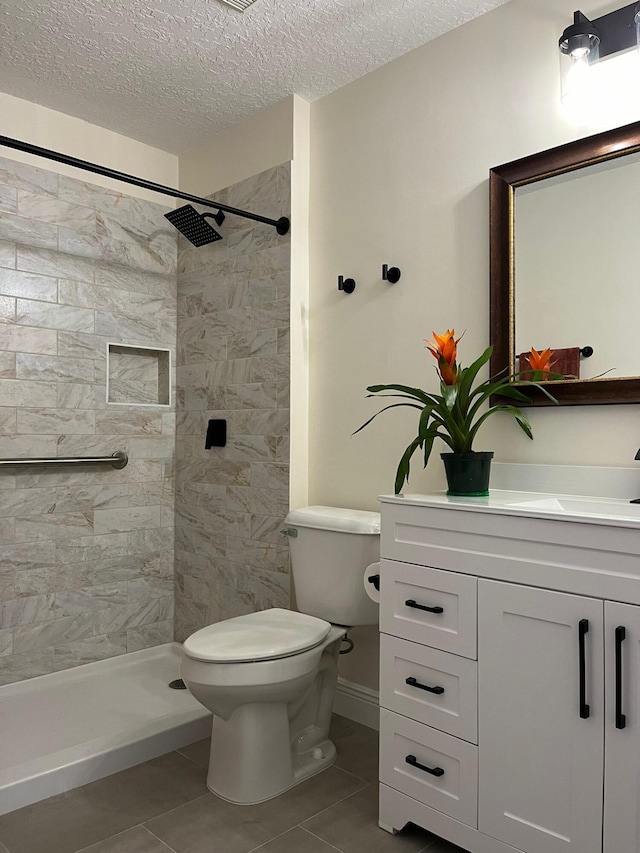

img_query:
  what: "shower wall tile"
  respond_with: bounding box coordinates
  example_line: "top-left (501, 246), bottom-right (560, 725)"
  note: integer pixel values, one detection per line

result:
top-left (0, 156), bottom-right (177, 685)
top-left (0, 241), bottom-right (15, 268)
top-left (175, 162), bottom-right (291, 641)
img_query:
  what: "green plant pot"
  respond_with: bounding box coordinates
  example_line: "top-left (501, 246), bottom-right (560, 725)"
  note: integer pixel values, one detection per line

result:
top-left (440, 451), bottom-right (494, 497)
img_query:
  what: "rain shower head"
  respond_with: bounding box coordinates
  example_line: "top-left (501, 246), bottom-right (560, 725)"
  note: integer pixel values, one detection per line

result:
top-left (165, 204), bottom-right (223, 246)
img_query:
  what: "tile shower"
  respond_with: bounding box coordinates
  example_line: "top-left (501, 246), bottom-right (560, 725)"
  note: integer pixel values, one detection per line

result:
top-left (0, 154), bottom-right (292, 809)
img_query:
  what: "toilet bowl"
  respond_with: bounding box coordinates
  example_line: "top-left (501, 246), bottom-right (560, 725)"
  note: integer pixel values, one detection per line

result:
top-left (180, 506), bottom-right (380, 805)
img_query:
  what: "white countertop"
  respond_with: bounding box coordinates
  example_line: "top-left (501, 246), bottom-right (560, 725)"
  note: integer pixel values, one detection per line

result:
top-left (378, 490), bottom-right (640, 529)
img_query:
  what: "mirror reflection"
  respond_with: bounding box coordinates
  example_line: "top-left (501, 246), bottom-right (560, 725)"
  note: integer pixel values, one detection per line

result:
top-left (515, 150), bottom-right (640, 382)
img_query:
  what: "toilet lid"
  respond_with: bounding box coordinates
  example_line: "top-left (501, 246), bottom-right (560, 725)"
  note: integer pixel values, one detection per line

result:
top-left (182, 608), bottom-right (332, 663)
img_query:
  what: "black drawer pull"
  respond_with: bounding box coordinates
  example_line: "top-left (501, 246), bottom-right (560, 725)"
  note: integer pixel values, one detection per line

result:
top-left (405, 599), bottom-right (444, 614)
top-left (405, 754), bottom-right (444, 777)
top-left (406, 676), bottom-right (444, 695)
top-left (615, 625), bottom-right (627, 730)
top-left (578, 618), bottom-right (590, 719)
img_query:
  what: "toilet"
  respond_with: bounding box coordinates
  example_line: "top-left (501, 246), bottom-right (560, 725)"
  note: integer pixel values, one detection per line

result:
top-left (180, 505), bottom-right (380, 804)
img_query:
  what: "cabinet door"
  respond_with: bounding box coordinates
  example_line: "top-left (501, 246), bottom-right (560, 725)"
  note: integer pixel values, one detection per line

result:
top-left (478, 579), bottom-right (604, 853)
top-left (604, 601), bottom-right (640, 853)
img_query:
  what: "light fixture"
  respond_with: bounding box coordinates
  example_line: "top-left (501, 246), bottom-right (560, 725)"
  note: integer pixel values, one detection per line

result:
top-left (559, 3), bottom-right (640, 108)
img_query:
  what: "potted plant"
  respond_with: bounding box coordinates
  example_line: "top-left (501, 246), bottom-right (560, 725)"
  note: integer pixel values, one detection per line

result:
top-left (355, 330), bottom-right (558, 496)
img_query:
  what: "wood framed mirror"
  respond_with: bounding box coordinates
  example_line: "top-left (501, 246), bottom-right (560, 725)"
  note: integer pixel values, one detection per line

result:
top-left (490, 120), bottom-right (640, 406)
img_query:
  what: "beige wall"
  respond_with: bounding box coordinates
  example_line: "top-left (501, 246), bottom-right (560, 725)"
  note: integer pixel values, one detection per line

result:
top-left (0, 93), bottom-right (177, 205)
top-left (308, 0), bottom-right (640, 688)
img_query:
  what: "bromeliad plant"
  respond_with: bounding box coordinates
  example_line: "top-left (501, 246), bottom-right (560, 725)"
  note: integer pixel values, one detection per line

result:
top-left (355, 330), bottom-right (558, 494)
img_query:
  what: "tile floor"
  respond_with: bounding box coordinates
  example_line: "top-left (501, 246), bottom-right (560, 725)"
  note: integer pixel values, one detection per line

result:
top-left (0, 716), bottom-right (465, 853)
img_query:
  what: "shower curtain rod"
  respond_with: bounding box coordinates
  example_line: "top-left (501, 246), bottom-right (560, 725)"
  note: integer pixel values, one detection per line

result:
top-left (0, 134), bottom-right (290, 235)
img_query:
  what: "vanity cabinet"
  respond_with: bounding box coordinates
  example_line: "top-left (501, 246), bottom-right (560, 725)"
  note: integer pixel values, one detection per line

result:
top-left (377, 494), bottom-right (640, 853)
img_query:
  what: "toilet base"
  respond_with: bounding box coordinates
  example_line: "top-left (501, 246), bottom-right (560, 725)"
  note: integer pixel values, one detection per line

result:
top-left (206, 703), bottom-right (337, 804)
top-left (207, 733), bottom-right (337, 805)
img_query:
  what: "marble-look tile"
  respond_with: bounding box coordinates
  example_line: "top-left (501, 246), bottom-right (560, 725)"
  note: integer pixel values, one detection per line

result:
top-left (248, 353), bottom-right (289, 383)
top-left (16, 353), bottom-right (95, 383)
top-left (0, 648), bottom-right (54, 685)
top-left (17, 245), bottom-right (95, 282)
top-left (0, 323), bottom-right (57, 354)
top-left (95, 410), bottom-right (163, 435)
top-left (57, 382), bottom-right (96, 409)
top-left (59, 278), bottom-right (127, 312)
top-left (128, 437), bottom-right (175, 459)
top-left (227, 328), bottom-right (278, 360)
top-left (0, 239), bottom-right (15, 268)
top-left (55, 582), bottom-right (129, 616)
top-left (126, 619), bottom-right (174, 652)
top-left (16, 408), bottom-right (96, 434)
top-left (58, 331), bottom-right (109, 359)
top-left (0, 540), bottom-right (57, 572)
top-left (0, 487), bottom-right (57, 517)
top-left (0, 294), bottom-right (14, 323)
top-left (0, 352), bottom-right (16, 379)
top-left (0, 567), bottom-right (14, 603)
top-left (18, 192), bottom-right (96, 231)
top-left (0, 184), bottom-right (17, 214)
top-left (16, 299), bottom-right (95, 333)
top-left (0, 628), bottom-right (11, 656)
top-left (94, 506), bottom-right (161, 535)
top-left (0, 593), bottom-right (56, 629)
top-left (55, 532), bottom-right (129, 565)
top-left (15, 512), bottom-right (94, 543)
top-left (14, 567), bottom-right (58, 597)
top-left (225, 485), bottom-right (289, 516)
top-left (53, 632), bottom-right (127, 671)
top-left (12, 611), bottom-right (96, 652)
top-left (94, 595), bottom-right (173, 635)
top-left (0, 211), bottom-right (57, 249)
top-left (0, 406), bottom-right (16, 434)
top-left (0, 156), bottom-right (59, 196)
top-left (0, 434), bottom-right (58, 459)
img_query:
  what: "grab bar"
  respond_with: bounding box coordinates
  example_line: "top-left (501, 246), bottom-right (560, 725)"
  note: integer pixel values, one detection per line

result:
top-left (0, 451), bottom-right (128, 470)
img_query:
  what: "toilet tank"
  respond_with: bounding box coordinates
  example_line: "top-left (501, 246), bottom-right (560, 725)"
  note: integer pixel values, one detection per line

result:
top-left (284, 506), bottom-right (380, 627)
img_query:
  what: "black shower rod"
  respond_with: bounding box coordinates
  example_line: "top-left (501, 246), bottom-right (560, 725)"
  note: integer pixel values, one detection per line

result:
top-left (0, 134), bottom-right (290, 235)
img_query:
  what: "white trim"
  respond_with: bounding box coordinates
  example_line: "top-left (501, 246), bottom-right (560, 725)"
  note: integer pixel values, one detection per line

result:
top-left (333, 677), bottom-right (379, 730)
top-left (106, 341), bottom-right (172, 408)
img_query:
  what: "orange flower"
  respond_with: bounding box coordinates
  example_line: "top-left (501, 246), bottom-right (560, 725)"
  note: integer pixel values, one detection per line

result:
top-left (426, 329), bottom-right (463, 386)
top-left (527, 347), bottom-right (556, 375)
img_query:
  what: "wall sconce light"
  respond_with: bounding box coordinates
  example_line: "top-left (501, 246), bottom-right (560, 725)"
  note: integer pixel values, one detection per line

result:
top-left (559, 3), bottom-right (640, 107)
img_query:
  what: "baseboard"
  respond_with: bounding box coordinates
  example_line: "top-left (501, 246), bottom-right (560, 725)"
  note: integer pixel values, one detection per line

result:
top-left (333, 677), bottom-right (380, 730)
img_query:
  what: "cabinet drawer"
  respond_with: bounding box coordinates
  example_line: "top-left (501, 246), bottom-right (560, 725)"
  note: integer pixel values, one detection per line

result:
top-left (380, 634), bottom-right (477, 743)
top-left (380, 708), bottom-right (478, 828)
top-left (380, 559), bottom-right (477, 658)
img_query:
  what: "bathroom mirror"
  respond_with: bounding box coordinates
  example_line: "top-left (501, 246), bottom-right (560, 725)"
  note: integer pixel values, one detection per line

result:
top-left (490, 120), bottom-right (640, 405)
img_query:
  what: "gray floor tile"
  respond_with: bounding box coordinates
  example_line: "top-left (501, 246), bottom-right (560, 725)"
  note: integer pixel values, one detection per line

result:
top-left (177, 738), bottom-right (211, 769)
top-left (302, 784), bottom-right (434, 853)
top-left (332, 721), bottom-right (379, 782)
top-left (76, 826), bottom-right (176, 853)
top-left (254, 827), bottom-right (338, 853)
top-left (0, 753), bottom-right (207, 853)
top-left (420, 840), bottom-right (467, 853)
top-left (329, 714), bottom-right (357, 738)
top-left (145, 765), bottom-right (367, 853)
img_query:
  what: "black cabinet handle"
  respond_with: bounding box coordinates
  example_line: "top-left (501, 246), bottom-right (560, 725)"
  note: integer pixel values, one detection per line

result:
top-left (405, 676), bottom-right (444, 695)
top-left (405, 754), bottom-right (444, 777)
top-left (405, 599), bottom-right (444, 614)
top-left (615, 625), bottom-right (627, 730)
top-left (578, 619), bottom-right (590, 719)
top-left (367, 574), bottom-right (380, 591)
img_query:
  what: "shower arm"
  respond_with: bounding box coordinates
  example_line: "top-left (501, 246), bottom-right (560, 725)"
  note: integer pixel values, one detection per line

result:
top-left (0, 134), bottom-right (290, 235)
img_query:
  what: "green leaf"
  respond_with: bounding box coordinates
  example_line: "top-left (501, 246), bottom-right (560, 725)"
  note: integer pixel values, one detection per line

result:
top-left (457, 346), bottom-right (493, 407)
top-left (468, 404), bottom-right (533, 444)
top-left (352, 402), bottom-right (423, 436)
top-left (442, 382), bottom-right (458, 410)
top-left (366, 384), bottom-right (435, 405)
top-left (394, 437), bottom-right (422, 494)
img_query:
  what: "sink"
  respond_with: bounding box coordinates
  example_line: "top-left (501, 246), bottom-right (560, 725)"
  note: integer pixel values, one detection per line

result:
top-left (495, 493), bottom-right (640, 524)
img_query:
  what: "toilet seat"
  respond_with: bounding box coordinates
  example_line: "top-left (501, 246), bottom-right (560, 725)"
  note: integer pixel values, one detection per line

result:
top-left (182, 608), bottom-right (332, 663)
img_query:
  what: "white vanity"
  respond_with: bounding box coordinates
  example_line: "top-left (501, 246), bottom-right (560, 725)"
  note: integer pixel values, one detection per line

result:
top-left (377, 489), bottom-right (640, 853)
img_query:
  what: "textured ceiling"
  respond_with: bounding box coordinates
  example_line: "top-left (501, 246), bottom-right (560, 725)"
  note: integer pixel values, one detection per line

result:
top-left (0, 0), bottom-right (508, 154)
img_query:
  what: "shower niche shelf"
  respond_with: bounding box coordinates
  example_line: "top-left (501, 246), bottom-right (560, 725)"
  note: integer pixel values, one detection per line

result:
top-left (106, 343), bottom-right (171, 407)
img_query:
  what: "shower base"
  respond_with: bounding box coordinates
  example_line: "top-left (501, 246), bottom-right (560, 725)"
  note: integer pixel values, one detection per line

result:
top-left (0, 642), bottom-right (211, 816)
